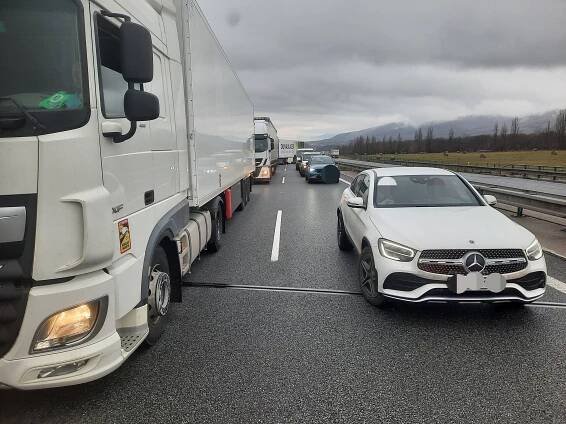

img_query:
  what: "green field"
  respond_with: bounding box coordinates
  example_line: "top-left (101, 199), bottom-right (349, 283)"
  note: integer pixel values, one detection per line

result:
top-left (355, 151), bottom-right (566, 168)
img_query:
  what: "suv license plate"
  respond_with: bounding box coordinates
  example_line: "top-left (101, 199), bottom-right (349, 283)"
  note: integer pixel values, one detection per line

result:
top-left (454, 272), bottom-right (506, 294)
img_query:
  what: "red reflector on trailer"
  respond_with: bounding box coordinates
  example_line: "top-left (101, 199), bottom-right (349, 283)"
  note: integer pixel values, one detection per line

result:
top-left (224, 189), bottom-right (233, 220)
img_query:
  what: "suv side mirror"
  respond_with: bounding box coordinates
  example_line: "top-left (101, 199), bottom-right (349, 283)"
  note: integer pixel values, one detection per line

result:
top-left (121, 22), bottom-right (153, 83)
top-left (347, 197), bottom-right (365, 209)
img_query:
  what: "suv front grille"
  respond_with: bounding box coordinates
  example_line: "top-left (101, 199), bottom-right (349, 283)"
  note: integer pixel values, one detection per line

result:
top-left (418, 249), bottom-right (527, 276)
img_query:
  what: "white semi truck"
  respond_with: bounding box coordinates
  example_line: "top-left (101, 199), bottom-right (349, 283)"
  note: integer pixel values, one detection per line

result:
top-left (253, 117), bottom-right (279, 182)
top-left (0, 0), bottom-right (254, 389)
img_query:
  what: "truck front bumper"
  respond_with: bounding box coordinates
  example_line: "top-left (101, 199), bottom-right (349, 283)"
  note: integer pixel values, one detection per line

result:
top-left (0, 271), bottom-right (127, 390)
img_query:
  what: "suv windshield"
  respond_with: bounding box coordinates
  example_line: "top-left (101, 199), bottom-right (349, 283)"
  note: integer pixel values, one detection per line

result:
top-left (373, 175), bottom-right (481, 208)
top-left (255, 135), bottom-right (268, 153)
top-left (0, 0), bottom-right (88, 136)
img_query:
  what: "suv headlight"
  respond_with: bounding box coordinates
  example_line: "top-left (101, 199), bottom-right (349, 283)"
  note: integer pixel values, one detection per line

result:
top-left (378, 239), bottom-right (416, 262)
top-left (526, 239), bottom-right (543, 261)
top-left (31, 298), bottom-right (105, 353)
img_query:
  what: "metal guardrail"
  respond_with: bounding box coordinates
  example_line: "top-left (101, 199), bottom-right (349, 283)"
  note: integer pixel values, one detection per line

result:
top-left (336, 158), bottom-right (566, 219)
top-left (342, 156), bottom-right (566, 182)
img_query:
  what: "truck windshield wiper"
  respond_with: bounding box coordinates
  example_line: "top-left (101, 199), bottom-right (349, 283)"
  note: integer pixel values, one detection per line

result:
top-left (0, 96), bottom-right (47, 133)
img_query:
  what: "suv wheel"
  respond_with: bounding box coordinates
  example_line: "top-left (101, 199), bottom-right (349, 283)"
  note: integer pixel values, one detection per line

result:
top-left (359, 247), bottom-right (386, 307)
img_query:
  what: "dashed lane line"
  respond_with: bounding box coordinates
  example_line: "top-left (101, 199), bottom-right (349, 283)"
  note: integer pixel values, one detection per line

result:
top-left (271, 210), bottom-right (282, 262)
top-left (282, 177), bottom-right (286, 184)
top-left (339, 178), bottom-right (351, 185)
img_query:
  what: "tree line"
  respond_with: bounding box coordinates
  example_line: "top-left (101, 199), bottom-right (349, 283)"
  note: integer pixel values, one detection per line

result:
top-left (341, 110), bottom-right (566, 155)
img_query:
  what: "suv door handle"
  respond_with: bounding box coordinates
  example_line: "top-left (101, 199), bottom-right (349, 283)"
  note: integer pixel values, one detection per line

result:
top-left (144, 190), bottom-right (155, 206)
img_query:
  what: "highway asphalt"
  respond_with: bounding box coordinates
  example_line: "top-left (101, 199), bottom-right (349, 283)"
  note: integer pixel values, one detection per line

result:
top-left (2, 166), bottom-right (566, 424)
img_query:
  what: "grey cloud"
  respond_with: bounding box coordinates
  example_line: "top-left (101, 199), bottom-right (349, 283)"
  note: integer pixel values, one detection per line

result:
top-left (198, 0), bottom-right (566, 139)
top-left (226, 10), bottom-right (241, 27)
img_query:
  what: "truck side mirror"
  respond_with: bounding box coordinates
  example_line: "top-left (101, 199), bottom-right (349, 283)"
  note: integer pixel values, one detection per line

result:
top-left (124, 89), bottom-right (159, 122)
top-left (121, 22), bottom-right (153, 83)
top-left (100, 11), bottom-right (160, 143)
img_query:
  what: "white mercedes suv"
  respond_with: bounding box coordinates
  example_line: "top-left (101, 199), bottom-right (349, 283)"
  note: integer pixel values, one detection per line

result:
top-left (337, 167), bottom-right (547, 306)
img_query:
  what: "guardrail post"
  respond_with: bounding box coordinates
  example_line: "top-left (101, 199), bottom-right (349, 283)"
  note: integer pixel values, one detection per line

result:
top-left (517, 207), bottom-right (524, 217)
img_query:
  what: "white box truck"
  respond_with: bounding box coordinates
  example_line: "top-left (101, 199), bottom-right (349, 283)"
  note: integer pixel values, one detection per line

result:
top-left (253, 117), bottom-right (279, 182)
top-left (0, 0), bottom-right (254, 389)
top-left (279, 141), bottom-right (297, 165)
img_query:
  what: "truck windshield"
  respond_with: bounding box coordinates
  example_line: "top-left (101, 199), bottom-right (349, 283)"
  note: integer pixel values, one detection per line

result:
top-left (255, 135), bottom-right (268, 153)
top-left (0, 0), bottom-right (89, 136)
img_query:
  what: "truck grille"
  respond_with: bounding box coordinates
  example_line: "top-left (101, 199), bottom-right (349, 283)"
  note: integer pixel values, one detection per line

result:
top-left (0, 281), bottom-right (30, 358)
top-left (418, 249), bottom-right (527, 276)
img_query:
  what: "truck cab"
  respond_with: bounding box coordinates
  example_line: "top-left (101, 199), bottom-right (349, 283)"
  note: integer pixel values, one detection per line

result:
top-left (0, 0), bottom-right (253, 390)
top-left (253, 117), bottom-right (279, 182)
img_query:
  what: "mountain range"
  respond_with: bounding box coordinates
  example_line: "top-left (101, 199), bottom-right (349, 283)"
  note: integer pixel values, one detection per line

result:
top-left (310, 110), bottom-right (560, 147)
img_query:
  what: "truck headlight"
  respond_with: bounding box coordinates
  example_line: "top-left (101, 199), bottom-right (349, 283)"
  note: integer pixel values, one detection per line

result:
top-left (259, 166), bottom-right (271, 178)
top-left (526, 239), bottom-right (543, 261)
top-left (31, 299), bottom-right (105, 353)
top-left (378, 239), bottom-right (416, 262)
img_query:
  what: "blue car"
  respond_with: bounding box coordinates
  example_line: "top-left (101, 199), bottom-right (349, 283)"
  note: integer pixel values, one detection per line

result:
top-left (305, 155), bottom-right (341, 184)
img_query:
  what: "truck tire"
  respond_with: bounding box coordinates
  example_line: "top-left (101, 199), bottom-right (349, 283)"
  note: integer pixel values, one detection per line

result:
top-left (207, 200), bottom-right (224, 252)
top-left (237, 179), bottom-right (248, 211)
top-left (145, 245), bottom-right (171, 346)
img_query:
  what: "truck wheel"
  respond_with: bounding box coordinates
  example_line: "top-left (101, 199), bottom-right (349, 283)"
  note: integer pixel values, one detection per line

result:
top-left (337, 213), bottom-right (353, 251)
top-left (237, 180), bottom-right (247, 211)
top-left (145, 246), bottom-right (171, 346)
top-left (207, 202), bottom-right (223, 252)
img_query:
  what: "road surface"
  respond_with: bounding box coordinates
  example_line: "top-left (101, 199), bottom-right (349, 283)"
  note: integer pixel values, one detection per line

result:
top-left (2, 166), bottom-right (566, 424)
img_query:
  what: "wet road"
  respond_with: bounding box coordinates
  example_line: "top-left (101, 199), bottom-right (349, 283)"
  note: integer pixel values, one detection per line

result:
top-left (2, 166), bottom-right (566, 424)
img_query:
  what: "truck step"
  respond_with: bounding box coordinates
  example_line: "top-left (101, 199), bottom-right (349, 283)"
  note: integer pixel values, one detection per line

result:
top-left (117, 326), bottom-right (148, 353)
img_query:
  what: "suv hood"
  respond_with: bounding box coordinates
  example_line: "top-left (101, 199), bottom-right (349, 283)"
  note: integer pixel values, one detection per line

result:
top-left (369, 206), bottom-right (535, 251)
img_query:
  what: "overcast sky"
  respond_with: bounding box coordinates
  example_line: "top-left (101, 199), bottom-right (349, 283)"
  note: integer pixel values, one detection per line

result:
top-left (199, 0), bottom-right (566, 140)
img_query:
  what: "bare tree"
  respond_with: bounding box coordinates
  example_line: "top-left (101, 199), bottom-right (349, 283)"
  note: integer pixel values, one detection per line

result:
top-left (448, 128), bottom-right (455, 142)
top-left (425, 127), bottom-right (434, 152)
top-left (511, 117), bottom-right (520, 138)
top-left (555, 109), bottom-right (566, 147)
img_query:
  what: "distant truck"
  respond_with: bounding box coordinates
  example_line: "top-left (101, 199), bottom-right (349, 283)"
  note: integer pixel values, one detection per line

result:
top-left (254, 117), bottom-right (279, 182)
top-left (0, 0), bottom-right (254, 389)
top-left (279, 141), bottom-right (297, 165)
top-left (331, 149), bottom-right (340, 158)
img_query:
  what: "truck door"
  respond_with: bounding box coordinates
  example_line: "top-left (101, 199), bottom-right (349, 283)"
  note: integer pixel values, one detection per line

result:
top-left (92, 8), bottom-right (154, 220)
top-left (147, 51), bottom-right (178, 203)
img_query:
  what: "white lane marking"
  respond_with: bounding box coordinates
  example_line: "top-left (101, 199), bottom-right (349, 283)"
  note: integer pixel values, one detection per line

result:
top-left (282, 177), bottom-right (286, 184)
top-left (339, 178), bottom-right (350, 185)
top-left (285, 166), bottom-right (287, 172)
top-left (548, 277), bottom-right (566, 294)
top-left (271, 210), bottom-right (282, 262)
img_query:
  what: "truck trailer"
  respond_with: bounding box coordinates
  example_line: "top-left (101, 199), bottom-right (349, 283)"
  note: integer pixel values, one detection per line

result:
top-left (0, 0), bottom-right (254, 389)
top-left (253, 117), bottom-right (279, 182)
top-left (278, 141), bottom-right (297, 165)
